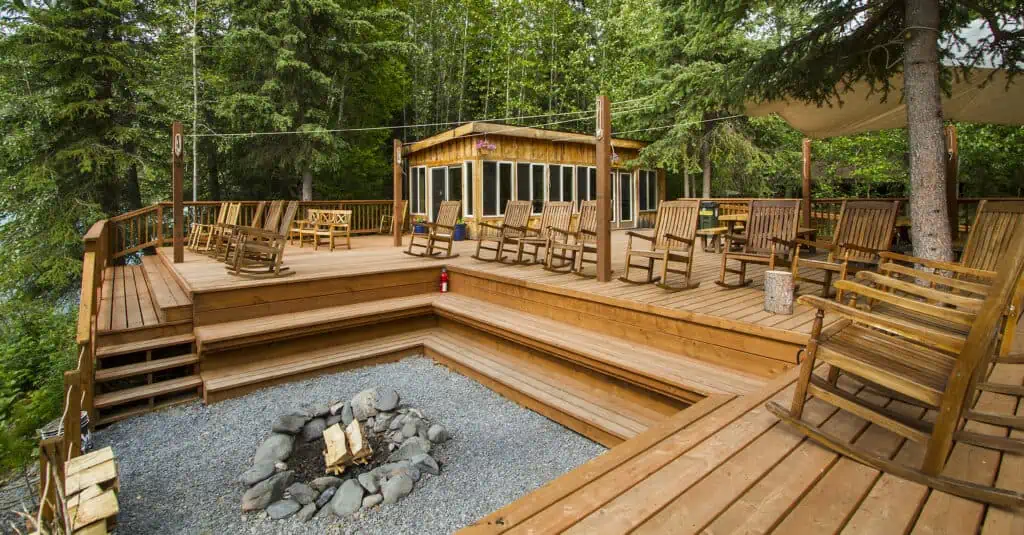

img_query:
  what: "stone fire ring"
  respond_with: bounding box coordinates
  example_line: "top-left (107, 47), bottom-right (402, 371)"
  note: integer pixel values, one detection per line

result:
top-left (237, 387), bottom-right (451, 522)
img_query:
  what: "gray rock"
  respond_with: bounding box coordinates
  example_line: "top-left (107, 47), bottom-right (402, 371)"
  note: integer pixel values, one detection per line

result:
top-left (315, 486), bottom-right (336, 509)
top-left (362, 494), bottom-right (383, 508)
top-left (386, 431), bottom-right (405, 444)
top-left (254, 433), bottom-right (294, 464)
top-left (274, 461), bottom-right (288, 472)
top-left (329, 479), bottom-right (364, 517)
top-left (373, 461), bottom-right (418, 482)
top-left (388, 437), bottom-right (432, 462)
top-left (266, 499), bottom-right (301, 520)
top-left (286, 482), bottom-right (318, 505)
top-left (373, 414), bottom-right (393, 433)
top-left (357, 472), bottom-right (380, 494)
top-left (408, 408), bottom-right (424, 419)
top-left (309, 403), bottom-right (331, 418)
top-left (330, 400), bottom-right (346, 415)
top-left (411, 453), bottom-right (440, 476)
top-left (350, 388), bottom-right (378, 421)
top-left (397, 465), bottom-right (421, 482)
top-left (296, 502), bottom-right (317, 522)
top-left (325, 414), bottom-right (343, 428)
top-left (341, 402), bottom-right (355, 426)
top-left (388, 415), bottom-right (406, 431)
top-left (418, 427), bottom-right (429, 440)
top-left (381, 474), bottom-right (414, 504)
top-left (401, 419), bottom-right (420, 439)
top-left (241, 471), bottom-right (293, 512)
top-left (309, 476), bottom-right (343, 492)
top-left (272, 413), bottom-right (307, 435)
top-left (238, 460), bottom-right (276, 486)
top-left (427, 424), bottom-right (450, 444)
top-left (301, 417), bottom-right (326, 442)
top-left (374, 389), bottom-right (400, 412)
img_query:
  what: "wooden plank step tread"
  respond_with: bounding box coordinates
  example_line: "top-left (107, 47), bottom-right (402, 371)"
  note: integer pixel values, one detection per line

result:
top-left (96, 333), bottom-right (195, 359)
top-left (94, 393), bottom-right (198, 426)
top-left (95, 354), bottom-right (199, 382)
top-left (425, 332), bottom-right (650, 440)
top-left (94, 376), bottom-right (202, 409)
top-left (194, 294), bottom-right (436, 352)
top-left (202, 330), bottom-right (430, 393)
top-left (434, 294), bottom-right (765, 398)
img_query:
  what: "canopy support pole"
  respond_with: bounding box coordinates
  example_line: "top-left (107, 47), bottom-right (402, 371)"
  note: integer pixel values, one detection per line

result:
top-left (945, 125), bottom-right (959, 243)
top-left (802, 138), bottom-right (812, 228)
top-left (172, 121), bottom-right (184, 263)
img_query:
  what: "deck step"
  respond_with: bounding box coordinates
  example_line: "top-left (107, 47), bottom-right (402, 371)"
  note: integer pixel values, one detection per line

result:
top-left (141, 256), bottom-right (192, 322)
top-left (94, 393), bottom-right (198, 427)
top-left (195, 294), bottom-right (436, 353)
top-left (96, 333), bottom-right (195, 359)
top-left (434, 294), bottom-right (766, 402)
top-left (424, 331), bottom-right (670, 446)
top-left (95, 354), bottom-right (199, 382)
top-left (94, 376), bottom-right (203, 409)
top-left (200, 331), bottom-right (429, 403)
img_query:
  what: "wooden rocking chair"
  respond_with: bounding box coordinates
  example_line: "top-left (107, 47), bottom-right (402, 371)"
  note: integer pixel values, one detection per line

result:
top-left (221, 200), bottom-right (283, 264)
top-left (472, 200), bottom-right (532, 263)
top-left (198, 202), bottom-right (240, 253)
top-left (619, 199), bottom-right (701, 291)
top-left (766, 223), bottom-right (1024, 508)
top-left (404, 200), bottom-right (461, 259)
top-left (505, 201), bottom-right (574, 265)
top-left (544, 201), bottom-right (597, 276)
top-left (789, 199), bottom-right (900, 300)
top-left (226, 201), bottom-right (299, 278)
top-left (188, 202), bottom-right (228, 250)
top-left (212, 201), bottom-right (265, 261)
top-left (716, 199), bottom-right (801, 288)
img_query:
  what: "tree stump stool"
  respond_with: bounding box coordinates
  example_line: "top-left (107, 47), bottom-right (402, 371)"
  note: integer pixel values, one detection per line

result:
top-left (764, 270), bottom-right (794, 315)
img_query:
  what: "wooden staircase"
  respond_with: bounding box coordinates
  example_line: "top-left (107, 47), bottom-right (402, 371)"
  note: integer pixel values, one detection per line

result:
top-left (92, 256), bottom-right (200, 426)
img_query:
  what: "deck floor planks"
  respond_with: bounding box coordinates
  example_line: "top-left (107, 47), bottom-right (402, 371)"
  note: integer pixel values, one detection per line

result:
top-left (97, 262), bottom-right (172, 333)
top-left (122, 266), bottom-right (144, 329)
top-left (132, 265), bottom-right (160, 326)
top-left (110, 266), bottom-right (127, 331)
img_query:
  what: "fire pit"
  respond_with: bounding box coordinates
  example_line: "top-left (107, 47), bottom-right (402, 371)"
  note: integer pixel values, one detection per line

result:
top-left (238, 387), bottom-right (450, 522)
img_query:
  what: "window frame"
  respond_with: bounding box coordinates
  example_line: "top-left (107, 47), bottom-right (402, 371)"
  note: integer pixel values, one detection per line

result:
top-left (547, 164), bottom-right (575, 203)
top-left (482, 160), bottom-right (515, 217)
top-left (462, 161), bottom-right (474, 218)
top-left (515, 162), bottom-right (546, 215)
top-left (410, 166), bottom-right (427, 215)
top-left (638, 169), bottom-right (659, 213)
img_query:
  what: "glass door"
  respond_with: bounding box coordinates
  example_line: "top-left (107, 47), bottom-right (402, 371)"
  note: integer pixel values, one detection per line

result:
top-left (613, 171), bottom-right (635, 228)
top-left (429, 167), bottom-right (447, 222)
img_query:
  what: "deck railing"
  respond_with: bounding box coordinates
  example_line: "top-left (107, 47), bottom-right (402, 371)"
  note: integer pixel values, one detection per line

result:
top-left (106, 199), bottom-right (398, 260)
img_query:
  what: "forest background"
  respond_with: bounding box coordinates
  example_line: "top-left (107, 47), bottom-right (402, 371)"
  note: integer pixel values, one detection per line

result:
top-left (1, 0), bottom-right (1021, 470)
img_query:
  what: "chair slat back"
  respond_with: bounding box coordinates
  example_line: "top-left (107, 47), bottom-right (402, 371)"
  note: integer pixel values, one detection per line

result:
top-left (264, 200), bottom-right (284, 232)
top-left (832, 200), bottom-right (900, 263)
top-left (250, 201), bottom-right (267, 228)
top-left (214, 202), bottom-right (230, 225)
top-left (501, 201), bottom-right (533, 238)
top-left (536, 202), bottom-right (574, 240)
top-left (577, 200), bottom-right (598, 243)
top-left (224, 203), bottom-right (242, 226)
top-left (278, 202), bottom-right (299, 236)
top-left (961, 200), bottom-right (1024, 272)
top-left (435, 201), bottom-right (461, 229)
top-left (743, 199), bottom-right (801, 255)
top-left (652, 200), bottom-right (700, 250)
top-left (331, 210), bottom-right (352, 227)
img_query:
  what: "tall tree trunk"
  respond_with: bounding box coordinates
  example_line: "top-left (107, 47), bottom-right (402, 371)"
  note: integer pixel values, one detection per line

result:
top-left (700, 136), bottom-right (712, 199)
top-left (206, 143), bottom-right (220, 200)
top-left (125, 143), bottom-right (143, 210)
top-left (682, 144), bottom-right (690, 198)
top-left (301, 168), bottom-right (313, 201)
top-left (904, 0), bottom-right (952, 261)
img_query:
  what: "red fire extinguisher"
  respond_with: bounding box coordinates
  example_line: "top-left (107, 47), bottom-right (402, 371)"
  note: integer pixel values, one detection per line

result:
top-left (440, 267), bottom-right (449, 293)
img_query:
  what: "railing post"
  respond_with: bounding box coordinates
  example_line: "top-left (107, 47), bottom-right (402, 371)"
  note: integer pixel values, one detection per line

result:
top-left (38, 437), bottom-right (64, 528)
top-left (63, 370), bottom-right (81, 459)
top-left (156, 204), bottom-right (164, 248)
top-left (393, 139), bottom-right (403, 247)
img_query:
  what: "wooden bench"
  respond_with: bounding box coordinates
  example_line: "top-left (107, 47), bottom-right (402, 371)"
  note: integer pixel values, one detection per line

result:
top-left (194, 294), bottom-right (437, 354)
top-left (696, 227), bottom-right (728, 253)
top-left (433, 294), bottom-right (766, 403)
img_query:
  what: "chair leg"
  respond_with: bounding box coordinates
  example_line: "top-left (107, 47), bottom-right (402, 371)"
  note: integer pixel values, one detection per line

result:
top-left (822, 270), bottom-right (833, 298)
top-left (646, 257), bottom-right (655, 283)
top-left (718, 250), bottom-right (729, 285)
top-left (791, 309), bottom-right (825, 419)
top-left (836, 261), bottom-right (849, 302)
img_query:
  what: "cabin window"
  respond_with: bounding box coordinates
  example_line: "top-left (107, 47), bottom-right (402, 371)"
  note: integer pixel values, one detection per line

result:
top-left (410, 166), bottom-right (427, 215)
top-left (576, 166), bottom-right (597, 208)
top-left (463, 161), bottom-right (474, 217)
top-left (547, 164), bottom-right (574, 203)
top-left (515, 163), bottom-right (545, 215)
top-left (483, 161), bottom-right (513, 216)
top-left (638, 170), bottom-right (658, 212)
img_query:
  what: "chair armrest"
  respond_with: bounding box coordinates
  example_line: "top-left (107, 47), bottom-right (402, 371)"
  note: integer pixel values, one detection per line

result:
top-left (625, 231), bottom-right (655, 241)
top-left (878, 252), bottom-right (995, 280)
top-left (769, 236), bottom-right (796, 248)
top-left (877, 263), bottom-right (991, 296)
top-left (833, 280), bottom-right (976, 326)
top-left (855, 271), bottom-right (985, 313)
top-left (799, 295), bottom-right (966, 355)
top-left (547, 226), bottom-right (573, 238)
top-left (664, 232), bottom-right (695, 246)
top-left (796, 238), bottom-right (836, 251)
top-left (723, 233), bottom-right (746, 244)
top-left (839, 242), bottom-right (885, 256)
top-left (478, 221), bottom-right (503, 231)
top-left (579, 229), bottom-right (597, 237)
top-left (425, 222), bottom-right (455, 232)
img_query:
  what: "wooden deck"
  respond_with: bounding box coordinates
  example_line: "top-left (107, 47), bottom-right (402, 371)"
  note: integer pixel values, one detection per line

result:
top-left (463, 324), bottom-right (1024, 534)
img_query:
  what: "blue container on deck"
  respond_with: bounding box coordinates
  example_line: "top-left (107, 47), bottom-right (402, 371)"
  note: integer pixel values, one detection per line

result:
top-left (453, 223), bottom-right (467, 241)
top-left (413, 223), bottom-right (427, 234)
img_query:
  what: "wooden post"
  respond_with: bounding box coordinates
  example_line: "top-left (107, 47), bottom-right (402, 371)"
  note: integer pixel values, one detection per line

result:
top-left (38, 437), bottom-right (64, 528)
top-left (801, 138), bottom-right (812, 228)
top-left (945, 125), bottom-right (959, 243)
top-left (595, 95), bottom-right (612, 282)
top-left (172, 122), bottom-right (185, 263)
top-left (63, 370), bottom-right (81, 459)
top-left (393, 139), bottom-right (403, 247)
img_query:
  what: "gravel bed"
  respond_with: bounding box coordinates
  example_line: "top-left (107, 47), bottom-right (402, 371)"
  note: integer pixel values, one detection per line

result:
top-left (93, 356), bottom-right (606, 534)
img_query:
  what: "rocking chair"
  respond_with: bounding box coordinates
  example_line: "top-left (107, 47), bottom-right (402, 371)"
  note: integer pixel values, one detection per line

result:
top-left (472, 200), bottom-right (532, 263)
top-left (405, 200), bottom-right (461, 259)
top-left (619, 199), bottom-right (701, 291)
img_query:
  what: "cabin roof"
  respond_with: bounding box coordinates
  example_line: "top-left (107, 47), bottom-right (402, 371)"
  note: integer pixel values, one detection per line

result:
top-left (403, 121), bottom-right (648, 155)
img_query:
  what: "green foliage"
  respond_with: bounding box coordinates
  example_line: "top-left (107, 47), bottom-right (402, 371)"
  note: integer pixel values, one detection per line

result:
top-left (0, 301), bottom-right (77, 472)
